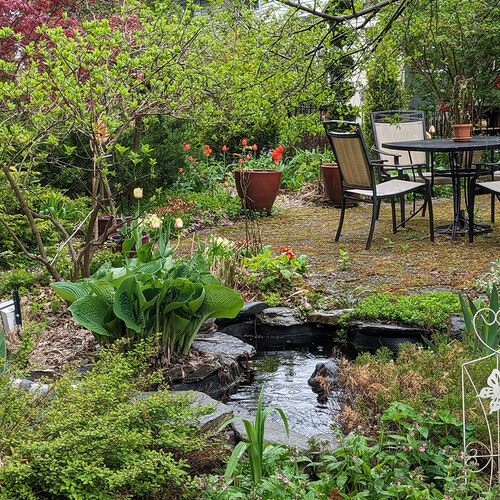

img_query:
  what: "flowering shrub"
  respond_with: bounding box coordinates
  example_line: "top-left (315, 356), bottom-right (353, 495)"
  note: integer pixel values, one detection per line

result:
top-left (241, 245), bottom-right (307, 295)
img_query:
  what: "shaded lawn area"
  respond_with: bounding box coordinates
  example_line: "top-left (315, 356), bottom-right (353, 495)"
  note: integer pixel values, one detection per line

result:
top-left (192, 196), bottom-right (500, 296)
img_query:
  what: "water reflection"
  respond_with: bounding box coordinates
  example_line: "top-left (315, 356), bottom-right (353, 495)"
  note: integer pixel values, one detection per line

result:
top-left (225, 349), bottom-right (341, 438)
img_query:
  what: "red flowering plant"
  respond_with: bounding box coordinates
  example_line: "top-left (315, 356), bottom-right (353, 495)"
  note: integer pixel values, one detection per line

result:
top-left (241, 244), bottom-right (307, 297)
top-left (233, 139), bottom-right (286, 171)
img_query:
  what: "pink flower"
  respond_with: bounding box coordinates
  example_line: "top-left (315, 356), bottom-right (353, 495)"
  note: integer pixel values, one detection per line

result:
top-left (410, 431), bottom-right (415, 437)
top-left (188, 155), bottom-right (193, 162)
top-left (221, 484), bottom-right (227, 490)
top-left (449, 456), bottom-right (454, 461)
top-left (283, 477), bottom-right (289, 484)
top-left (460, 451), bottom-right (466, 460)
top-left (242, 139), bottom-right (248, 146)
top-left (442, 449), bottom-right (447, 454)
top-left (226, 434), bottom-right (230, 440)
top-left (212, 486), bottom-right (217, 491)
top-left (419, 446), bottom-right (425, 452)
top-left (277, 473), bottom-right (282, 479)
top-left (222, 145), bottom-right (227, 152)
top-left (184, 143), bottom-right (190, 150)
top-left (290, 456), bottom-right (295, 462)
top-left (246, 154), bottom-right (251, 160)
top-left (252, 144), bottom-right (258, 151)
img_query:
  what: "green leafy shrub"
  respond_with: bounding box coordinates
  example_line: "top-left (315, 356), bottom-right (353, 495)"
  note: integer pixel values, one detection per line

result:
top-left (341, 291), bottom-right (461, 332)
top-left (280, 149), bottom-right (323, 191)
top-left (0, 340), bottom-right (217, 499)
top-left (241, 245), bottom-right (307, 296)
top-left (308, 403), bottom-right (494, 499)
top-left (0, 268), bottom-right (48, 296)
top-left (51, 231), bottom-right (243, 354)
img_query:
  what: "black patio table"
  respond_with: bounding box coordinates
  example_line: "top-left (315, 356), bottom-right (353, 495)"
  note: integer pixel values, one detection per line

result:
top-left (382, 136), bottom-right (500, 242)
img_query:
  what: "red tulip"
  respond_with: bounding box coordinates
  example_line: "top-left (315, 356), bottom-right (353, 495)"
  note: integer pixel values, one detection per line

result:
top-left (222, 145), bottom-right (227, 152)
top-left (246, 154), bottom-right (251, 160)
top-left (184, 144), bottom-right (190, 151)
top-left (242, 139), bottom-right (248, 146)
top-left (252, 144), bottom-right (258, 151)
top-left (188, 155), bottom-right (193, 162)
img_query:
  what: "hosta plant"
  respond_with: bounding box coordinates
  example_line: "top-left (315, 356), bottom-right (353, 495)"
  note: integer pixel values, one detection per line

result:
top-left (52, 236), bottom-right (243, 355)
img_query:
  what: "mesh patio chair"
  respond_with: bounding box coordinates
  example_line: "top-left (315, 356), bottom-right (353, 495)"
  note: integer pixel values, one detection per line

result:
top-left (474, 153), bottom-right (500, 222)
top-left (371, 110), bottom-right (452, 183)
top-left (323, 120), bottom-right (434, 250)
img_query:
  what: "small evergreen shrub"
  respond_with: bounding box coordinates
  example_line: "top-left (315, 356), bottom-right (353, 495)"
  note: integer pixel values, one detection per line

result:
top-left (0, 339), bottom-right (217, 499)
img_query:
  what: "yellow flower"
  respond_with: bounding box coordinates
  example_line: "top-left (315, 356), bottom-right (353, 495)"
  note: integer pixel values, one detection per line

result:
top-left (150, 217), bottom-right (162, 229)
top-left (428, 125), bottom-right (436, 134)
top-left (133, 188), bottom-right (143, 199)
top-left (174, 217), bottom-right (183, 229)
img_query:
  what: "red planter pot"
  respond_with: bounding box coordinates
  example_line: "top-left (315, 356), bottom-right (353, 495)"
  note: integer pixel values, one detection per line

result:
top-left (97, 214), bottom-right (133, 236)
top-left (321, 164), bottom-right (358, 207)
top-left (452, 124), bottom-right (472, 142)
top-left (234, 170), bottom-right (282, 214)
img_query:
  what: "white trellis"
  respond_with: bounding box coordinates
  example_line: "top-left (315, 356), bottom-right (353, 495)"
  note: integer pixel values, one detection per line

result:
top-left (462, 307), bottom-right (500, 486)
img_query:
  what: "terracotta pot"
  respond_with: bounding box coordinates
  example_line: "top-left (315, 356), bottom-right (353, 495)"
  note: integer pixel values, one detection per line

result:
top-left (234, 169), bottom-right (282, 214)
top-left (452, 124), bottom-right (472, 142)
top-left (97, 214), bottom-right (133, 236)
top-left (108, 231), bottom-right (149, 254)
top-left (321, 164), bottom-right (358, 207)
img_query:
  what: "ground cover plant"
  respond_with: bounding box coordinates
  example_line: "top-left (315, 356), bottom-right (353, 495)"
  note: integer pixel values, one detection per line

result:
top-left (340, 292), bottom-right (461, 332)
top-left (0, 339), bottom-right (225, 500)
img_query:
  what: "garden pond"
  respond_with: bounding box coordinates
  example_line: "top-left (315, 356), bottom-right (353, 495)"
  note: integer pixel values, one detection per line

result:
top-left (224, 348), bottom-right (341, 438)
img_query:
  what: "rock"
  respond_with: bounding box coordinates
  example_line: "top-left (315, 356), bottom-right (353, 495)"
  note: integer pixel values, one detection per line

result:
top-left (193, 331), bottom-right (256, 359)
top-left (257, 323), bottom-right (315, 349)
top-left (308, 360), bottom-right (339, 392)
top-left (12, 378), bottom-right (35, 391)
top-left (216, 301), bottom-right (269, 327)
top-left (172, 390), bottom-right (234, 434)
top-left (219, 321), bottom-right (256, 343)
top-left (199, 318), bottom-right (217, 334)
top-left (258, 307), bottom-right (301, 327)
top-left (449, 314), bottom-right (465, 340)
top-left (308, 360), bottom-right (339, 403)
top-left (307, 309), bottom-right (352, 325)
top-left (231, 413), bottom-right (312, 453)
top-left (164, 332), bottom-right (254, 399)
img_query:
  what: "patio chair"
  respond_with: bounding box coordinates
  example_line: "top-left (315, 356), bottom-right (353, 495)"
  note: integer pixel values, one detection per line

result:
top-left (371, 110), bottom-right (451, 187)
top-left (474, 153), bottom-right (500, 222)
top-left (323, 120), bottom-right (434, 250)
top-left (371, 110), bottom-right (452, 222)
top-left (474, 160), bottom-right (500, 222)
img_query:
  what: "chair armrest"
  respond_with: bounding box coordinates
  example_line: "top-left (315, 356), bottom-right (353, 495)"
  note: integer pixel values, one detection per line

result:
top-left (372, 148), bottom-right (402, 158)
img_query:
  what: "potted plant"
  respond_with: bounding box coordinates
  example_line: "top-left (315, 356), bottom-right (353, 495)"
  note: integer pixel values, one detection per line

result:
top-left (234, 141), bottom-right (283, 214)
top-left (320, 151), bottom-right (358, 207)
top-left (450, 77), bottom-right (475, 141)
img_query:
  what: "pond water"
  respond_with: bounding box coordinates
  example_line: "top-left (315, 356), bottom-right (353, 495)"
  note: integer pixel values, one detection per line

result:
top-left (225, 349), bottom-right (341, 438)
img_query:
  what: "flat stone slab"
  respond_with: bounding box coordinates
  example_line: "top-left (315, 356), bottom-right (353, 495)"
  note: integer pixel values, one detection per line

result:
top-left (307, 309), bottom-right (353, 325)
top-left (193, 331), bottom-right (256, 358)
top-left (172, 390), bottom-right (234, 434)
top-left (258, 307), bottom-right (301, 327)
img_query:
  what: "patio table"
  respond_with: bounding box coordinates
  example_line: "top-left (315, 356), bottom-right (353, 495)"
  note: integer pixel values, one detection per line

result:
top-left (382, 137), bottom-right (500, 242)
